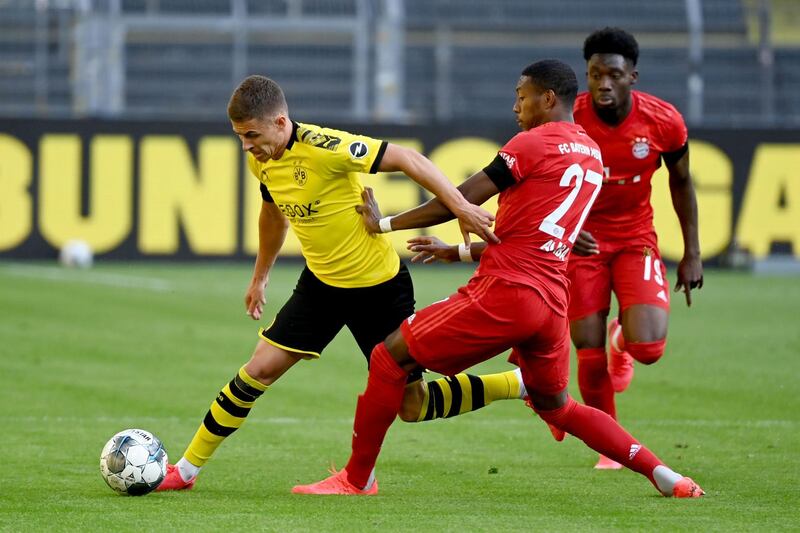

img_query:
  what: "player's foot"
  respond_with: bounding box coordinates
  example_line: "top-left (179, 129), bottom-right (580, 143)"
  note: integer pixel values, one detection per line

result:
top-left (594, 454), bottom-right (623, 470)
top-left (155, 464), bottom-right (196, 491)
top-left (292, 468), bottom-right (378, 495)
top-left (671, 477), bottom-right (705, 498)
top-left (607, 318), bottom-right (634, 393)
top-left (524, 397), bottom-right (565, 442)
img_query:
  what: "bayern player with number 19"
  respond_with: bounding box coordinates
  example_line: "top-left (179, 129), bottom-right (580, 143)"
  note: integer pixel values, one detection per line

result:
top-left (292, 59), bottom-right (703, 498)
top-left (567, 28), bottom-right (704, 469)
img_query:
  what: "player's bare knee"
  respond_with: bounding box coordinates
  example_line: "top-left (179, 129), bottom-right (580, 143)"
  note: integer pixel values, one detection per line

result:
top-left (622, 305), bottom-right (668, 341)
top-left (398, 401), bottom-right (421, 423)
top-left (528, 389), bottom-right (568, 413)
top-left (572, 338), bottom-right (604, 350)
top-left (570, 313), bottom-right (608, 349)
top-left (384, 328), bottom-right (421, 373)
top-left (243, 359), bottom-right (272, 385)
top-left (398, 381), bottom-right (425, 423)
top-left (383, 329), bottom-right (407, 358)
top-left (245, 341), bottom-right (300, 385)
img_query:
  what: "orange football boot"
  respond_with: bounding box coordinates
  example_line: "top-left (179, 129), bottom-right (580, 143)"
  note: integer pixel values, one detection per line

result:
top-left (607, 318), bottom-right (634, 393)
top-left (292, 468), bottom-right (378, 495)
top-left (671, 477), bottom-right (705, 498)
top-left (155, 464), bottom-right (195, 491)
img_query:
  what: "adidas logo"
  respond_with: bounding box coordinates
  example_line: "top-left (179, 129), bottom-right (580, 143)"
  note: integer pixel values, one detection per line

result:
top-left (629, 443), bottom-right (642, 460)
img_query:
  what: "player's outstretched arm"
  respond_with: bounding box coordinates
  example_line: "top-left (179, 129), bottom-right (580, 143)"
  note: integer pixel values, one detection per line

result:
top-left (406, 235), bottom-right (488, 264)
top-left (245, 201), bottom-right (289, 320)
top-left (377, 144), bottom-right (500, 244)
top-left (666, 147), bottom-right (703, 306)
top-left (358, 170), bottom-right (501, 234)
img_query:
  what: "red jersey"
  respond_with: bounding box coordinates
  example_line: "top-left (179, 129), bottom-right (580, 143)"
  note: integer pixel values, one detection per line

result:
top-left (573, 90), bottom-right (688, 240)
top-left (476, 121), bottom-right (604, 316)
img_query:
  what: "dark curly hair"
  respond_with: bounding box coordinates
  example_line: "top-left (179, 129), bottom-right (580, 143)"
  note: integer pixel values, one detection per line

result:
top-left (583, 27), bottom-right (639, 66)
top-left (521, 59), bottom-right (578, 106)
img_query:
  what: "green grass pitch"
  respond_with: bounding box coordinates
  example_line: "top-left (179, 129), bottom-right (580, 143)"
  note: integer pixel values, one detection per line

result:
top-left (1, 261), bottom-right (798, 531)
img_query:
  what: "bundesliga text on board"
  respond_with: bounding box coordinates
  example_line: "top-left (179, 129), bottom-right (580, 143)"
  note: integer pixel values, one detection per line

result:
top-left (0, 126), bottom-right (797, 260)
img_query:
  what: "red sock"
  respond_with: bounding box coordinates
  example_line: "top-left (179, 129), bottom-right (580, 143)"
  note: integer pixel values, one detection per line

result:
top-left (627, 339), bottom-right (666, 365)
top-left (345, 343), bottom-right (408, 488)
top-left (536, 396), bottom-right (664, 489)
top-left (576, 348), bottom-right (616, 419)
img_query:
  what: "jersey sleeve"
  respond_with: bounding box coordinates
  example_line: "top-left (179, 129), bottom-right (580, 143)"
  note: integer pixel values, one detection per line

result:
top-left (309, 126), bottom-right (387, 176)
top-left (259, 183), bottom-right (274, 202)
top-left (246, 153), bottom-right (274, 202)
top-left (662, 142), bottom-right (688, 166)
top-left (483, 153), bottom-right (516, 191)
top-left (659, 104), bottom-right (689, 154)
top-left (496, 132), bottom-right (536, 183)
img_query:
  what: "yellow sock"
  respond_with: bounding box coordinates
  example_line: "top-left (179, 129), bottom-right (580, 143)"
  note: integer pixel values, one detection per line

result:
top-left (183, 366), bottom-right (268, 467)
top-left (416, 369), bottom-right (522, 422)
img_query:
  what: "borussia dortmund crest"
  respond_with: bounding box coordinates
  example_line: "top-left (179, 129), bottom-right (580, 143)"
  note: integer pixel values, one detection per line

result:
top-left (293, 163), bottom-right (308, 186)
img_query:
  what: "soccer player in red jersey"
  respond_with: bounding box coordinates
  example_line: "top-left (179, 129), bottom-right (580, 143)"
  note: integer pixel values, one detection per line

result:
top-left (292, 59), bottom-right (703, 498)
top-left (569, 28), bottom-right (704, 469)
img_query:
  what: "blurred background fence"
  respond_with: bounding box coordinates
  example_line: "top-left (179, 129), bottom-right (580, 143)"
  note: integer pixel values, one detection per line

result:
top-left (1, 0), bottom-right (799, 127)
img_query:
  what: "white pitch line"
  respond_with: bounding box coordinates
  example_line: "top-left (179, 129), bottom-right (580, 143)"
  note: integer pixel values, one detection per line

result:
top-left (0, 264), bottom-right (173, 292)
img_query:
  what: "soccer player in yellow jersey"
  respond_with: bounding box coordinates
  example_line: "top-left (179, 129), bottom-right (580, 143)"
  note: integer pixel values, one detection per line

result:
top-left (157, 75), bottom-right (528, 490)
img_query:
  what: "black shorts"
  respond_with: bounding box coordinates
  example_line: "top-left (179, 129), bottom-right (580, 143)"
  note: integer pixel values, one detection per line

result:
top-left (260, 263), bottom-right (415, 366)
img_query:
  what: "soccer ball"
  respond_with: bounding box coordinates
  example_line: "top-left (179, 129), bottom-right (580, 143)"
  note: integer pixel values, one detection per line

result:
top-left (59, 239), bottom-right (94, 268)
top-left (99, 429), bottom-right (168, 495)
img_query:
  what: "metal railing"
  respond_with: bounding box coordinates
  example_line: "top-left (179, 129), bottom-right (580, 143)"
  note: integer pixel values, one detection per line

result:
top-left (0, 0), bottom-right (797, 126)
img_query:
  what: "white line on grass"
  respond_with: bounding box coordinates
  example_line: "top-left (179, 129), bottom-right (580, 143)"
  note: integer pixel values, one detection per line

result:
top-left (0, 263), bottom-right (173, 292)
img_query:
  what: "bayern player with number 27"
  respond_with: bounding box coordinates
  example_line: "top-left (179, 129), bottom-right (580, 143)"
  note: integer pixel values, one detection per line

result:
top-left (292, 59), bottom-right (703, 498)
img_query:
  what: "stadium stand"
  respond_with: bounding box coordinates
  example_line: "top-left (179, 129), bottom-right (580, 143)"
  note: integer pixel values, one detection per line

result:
top-left (0, 0), bottom-right (797, 126)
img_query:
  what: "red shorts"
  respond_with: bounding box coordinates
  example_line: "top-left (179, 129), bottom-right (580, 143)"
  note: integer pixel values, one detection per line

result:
top-left (400, 275), bottom-right (570, 396)
top-left (566, 231), bottom-right (670, 321)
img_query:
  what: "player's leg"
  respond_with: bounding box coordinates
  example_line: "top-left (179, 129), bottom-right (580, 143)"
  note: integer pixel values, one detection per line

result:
top-left (617, 304), bottom-right (668, 362)
top-left (571, 311), bottom-right (616, 419)
top-left (567, 253), bottom-right (621, 468)
top-left (530, 388), bottom-right (703, 497)
top-left (345, 264), bottom-right (524, 423)
top-left (293, 276), bottom-right (524, 494)
top-left (291, 328), bottom-right (421, 494)
top-left (401, 368), bottom-right (525, 422)
top-left (611, 244), bottom-right (671, 367)
top-left (569, 253), bottom-right (616, 416)
top-left (159, 268), bottom-right (346, 491)
top-left (518, 312), bottom-right (703, 497)
top-left (160, 341), bottom-right (303, 490)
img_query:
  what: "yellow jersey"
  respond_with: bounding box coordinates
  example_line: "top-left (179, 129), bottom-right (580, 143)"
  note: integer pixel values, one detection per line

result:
top-left (247, 121), bottom-right (399, 288)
